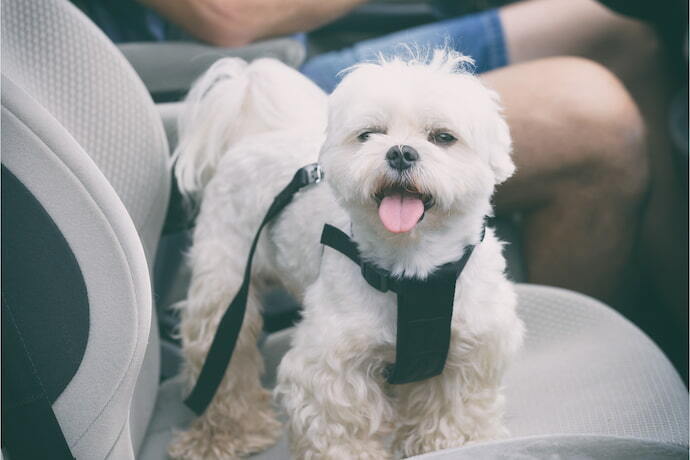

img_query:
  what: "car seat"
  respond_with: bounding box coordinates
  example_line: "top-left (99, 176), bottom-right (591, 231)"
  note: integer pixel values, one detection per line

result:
top-left (2, 0), bottom-right (687, 459)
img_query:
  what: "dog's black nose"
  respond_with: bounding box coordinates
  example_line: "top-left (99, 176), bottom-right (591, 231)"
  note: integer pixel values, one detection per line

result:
top-left (386, 145), bottom-right (419, 171)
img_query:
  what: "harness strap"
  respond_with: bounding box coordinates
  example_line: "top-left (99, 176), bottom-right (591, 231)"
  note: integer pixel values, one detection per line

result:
top-left (320, 224), bottom-right (485, 385)
top-left (320, 224), bottom-right (400, 294)
top-left (184, 163), bottom-right (323, 416)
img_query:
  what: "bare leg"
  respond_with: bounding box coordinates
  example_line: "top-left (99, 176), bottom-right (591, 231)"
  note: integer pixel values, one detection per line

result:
top-left (500, 0), bottom-right (687, 338)
top-left (482, 57), bottom-right (648, 305)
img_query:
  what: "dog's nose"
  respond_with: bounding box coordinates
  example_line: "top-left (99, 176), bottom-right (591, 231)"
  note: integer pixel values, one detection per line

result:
top-left (386, 145), bottom-right (419, 171)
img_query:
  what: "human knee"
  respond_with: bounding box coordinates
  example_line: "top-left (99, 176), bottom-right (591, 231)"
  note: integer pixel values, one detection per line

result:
top-left (552, 57), bottom-right (649, 202)
top-left (599, 15), bottom-right (664, 80)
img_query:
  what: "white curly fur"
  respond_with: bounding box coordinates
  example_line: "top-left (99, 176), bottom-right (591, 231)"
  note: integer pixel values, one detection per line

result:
top-left (169, 51), bottom-right (523, 459)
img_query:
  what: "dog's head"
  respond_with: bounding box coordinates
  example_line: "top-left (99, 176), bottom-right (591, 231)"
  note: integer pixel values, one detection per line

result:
top-left (319, 50), bottom-right (514, 240)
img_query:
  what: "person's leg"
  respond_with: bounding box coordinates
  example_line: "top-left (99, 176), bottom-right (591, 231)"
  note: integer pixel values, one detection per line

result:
top-left (500, 0), bottom-right (688, 331)
top-left (302, 8), bottom-right (507, 92)
top-left (482, 57), bottom-right (649, 306)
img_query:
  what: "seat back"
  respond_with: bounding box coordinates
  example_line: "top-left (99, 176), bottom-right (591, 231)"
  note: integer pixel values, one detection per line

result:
top-left (1, 0), bottom-right (169, 457)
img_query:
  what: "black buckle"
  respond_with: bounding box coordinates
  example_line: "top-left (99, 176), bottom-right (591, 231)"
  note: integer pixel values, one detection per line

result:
top-left (296, 163), bottom-right (324, 187)
top-left (361, 263), bottom-right (390, 293)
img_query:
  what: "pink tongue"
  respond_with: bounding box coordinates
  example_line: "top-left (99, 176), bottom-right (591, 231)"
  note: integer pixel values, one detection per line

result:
top-left (378, 194), bottom-right (425, 233)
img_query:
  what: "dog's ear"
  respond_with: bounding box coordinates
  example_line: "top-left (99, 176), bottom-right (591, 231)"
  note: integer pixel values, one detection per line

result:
top-left (485, 89), bottom-right (516, 184)
top-left (489, 114), bottom-right (516, 184)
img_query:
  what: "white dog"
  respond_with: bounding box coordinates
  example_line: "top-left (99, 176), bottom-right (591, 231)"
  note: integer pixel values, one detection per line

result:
top-left (169, 50), bottom-right (524, 460)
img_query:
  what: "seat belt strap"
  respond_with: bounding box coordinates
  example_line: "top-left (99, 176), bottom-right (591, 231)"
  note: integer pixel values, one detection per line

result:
top-left (185, 163), bottom-right (323, 416)
top-left (320, 224), bottom-right (484, 385)
top-left (1, 296), bottom-right (75, 460)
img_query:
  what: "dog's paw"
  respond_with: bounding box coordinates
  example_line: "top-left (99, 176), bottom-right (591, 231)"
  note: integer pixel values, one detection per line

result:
top-left (296, 442), bottom-right (392, 460)
top-left (464, 423), bottom-right (510, 445)
top-left (397, 423), bottom-right (509, 457)
top-left (396, 432), bottom-right (465, 459)
top-left (168, 408), bottom-right (282, 460)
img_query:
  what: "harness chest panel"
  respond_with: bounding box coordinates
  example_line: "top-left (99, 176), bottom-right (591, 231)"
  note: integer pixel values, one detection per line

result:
top-left (387, 269), bottom-right (458, 384)
top-left (320, 223), bottom-right (481, 385)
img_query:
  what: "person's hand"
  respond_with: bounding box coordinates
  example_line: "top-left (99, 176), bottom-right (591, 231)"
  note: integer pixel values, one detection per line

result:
top-left (138, 0), bottom-right (368, 46)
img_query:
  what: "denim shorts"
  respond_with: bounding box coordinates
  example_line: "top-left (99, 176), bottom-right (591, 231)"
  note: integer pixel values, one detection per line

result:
top-left (301, 8), bottom-right (508, 93)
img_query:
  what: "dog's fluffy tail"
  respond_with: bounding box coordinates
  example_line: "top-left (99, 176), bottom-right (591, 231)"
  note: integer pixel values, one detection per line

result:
top-left (173, 57), bottom-right (326, 198)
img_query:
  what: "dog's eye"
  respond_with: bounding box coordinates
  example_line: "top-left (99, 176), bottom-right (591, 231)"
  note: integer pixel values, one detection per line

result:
top-left (357, 129), bottom-right (383, 142)
top-left (429, 132), bottom-right (457, 145)
top-left (358, 132), bottom-right (373, 142)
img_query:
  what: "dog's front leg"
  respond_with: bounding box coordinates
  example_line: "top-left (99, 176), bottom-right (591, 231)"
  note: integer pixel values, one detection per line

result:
top-left (393, 329), bottom-right (511, 457)
top-left (276, 326), bottom-right (394, 459)
top-left (168, 241), bottom-right (281, 460)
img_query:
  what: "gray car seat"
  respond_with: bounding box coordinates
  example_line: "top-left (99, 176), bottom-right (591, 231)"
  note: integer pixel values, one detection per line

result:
top-left (1, 0), bottom-right (687, 459)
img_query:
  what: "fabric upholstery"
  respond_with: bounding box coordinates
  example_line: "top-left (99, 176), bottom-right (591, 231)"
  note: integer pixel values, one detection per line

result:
top-left (1, 166), bottom-right (90, 403)
top-left (120, 40), bottom-right (306, 98)
top-left (138, 284), bottom-right (688, 458)
top-left (1, 0), bottom-right (170, 264)
top-left (157, 103), bottom-right (184, 153)
top-left (2, 0), bottom-right (171, 456)
top-left (505, 286), bottom-right (688, 445)
top-left (415, 435), bottom-right (688, 459)
top-left (2, 79), bottom-right (153, 459)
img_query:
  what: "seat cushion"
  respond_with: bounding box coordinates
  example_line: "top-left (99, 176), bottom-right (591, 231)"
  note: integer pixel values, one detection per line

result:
top-left (2, 0), bottom-right (171, 454)
top-left (139, 285), bottom-right (689, 459)
top-left (504, 286), bottom-right (687, 444)
top-left (2, 78), bottom-right (154, 459)
top-left (415, 435), bottom-right (688, 459)
top-left (120, 39), bottom-right (306, 100)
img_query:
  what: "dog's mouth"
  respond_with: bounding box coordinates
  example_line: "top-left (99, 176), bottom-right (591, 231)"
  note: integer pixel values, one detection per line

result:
top-left (374, 184), bottom-right (434, 234)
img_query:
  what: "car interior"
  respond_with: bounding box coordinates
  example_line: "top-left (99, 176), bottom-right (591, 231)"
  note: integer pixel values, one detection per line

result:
top-left (1, 0), bottom-right (688, 459)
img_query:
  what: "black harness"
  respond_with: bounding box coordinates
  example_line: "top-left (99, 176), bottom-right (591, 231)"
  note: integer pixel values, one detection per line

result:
top-left (320, 224), bottom-right (483, 384)
top-left (185, 164), bottom-right (483, 415)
